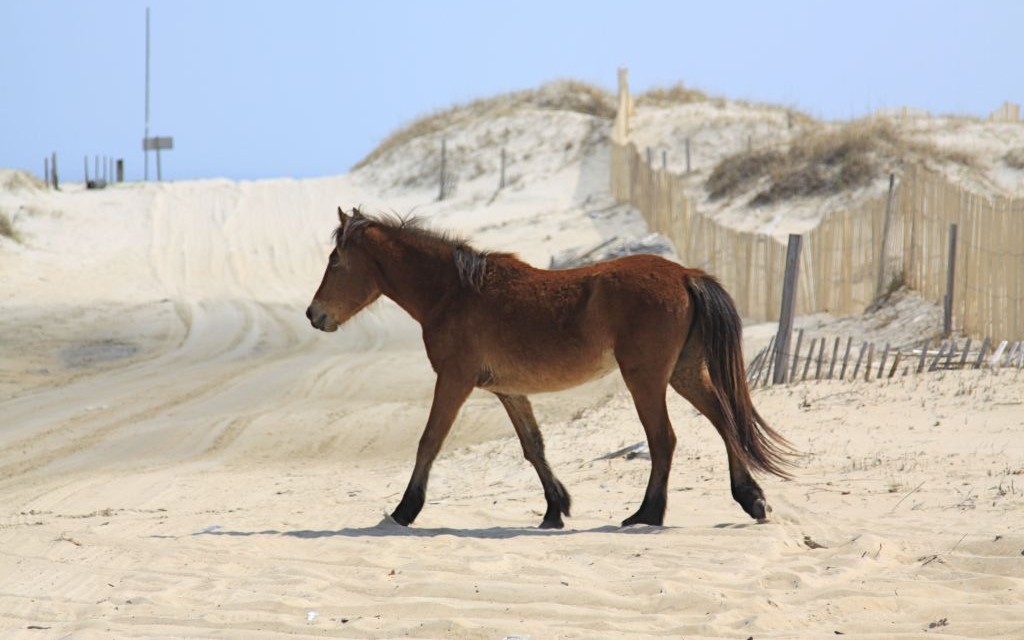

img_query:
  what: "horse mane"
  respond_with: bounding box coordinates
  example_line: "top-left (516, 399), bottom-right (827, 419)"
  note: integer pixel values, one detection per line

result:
top-left (333, 208), bottom-right (500, 293)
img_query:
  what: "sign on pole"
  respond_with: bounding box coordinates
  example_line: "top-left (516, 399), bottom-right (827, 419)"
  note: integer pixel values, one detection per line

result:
top-left (142, 136), bottom-right (174, 181)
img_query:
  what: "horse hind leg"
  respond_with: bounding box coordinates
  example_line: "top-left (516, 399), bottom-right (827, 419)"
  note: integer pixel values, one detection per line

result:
top-left (618, 366), bottom-right (677, 527)
top-left (495, 394), bottom-right (571, 529)
top-left (670, 353), bottom-right (769, 522)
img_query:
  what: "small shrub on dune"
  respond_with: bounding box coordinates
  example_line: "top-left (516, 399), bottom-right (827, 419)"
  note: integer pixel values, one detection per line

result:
top-left (707, 150), bottom-right (783, 201)
top-left (1005, 148), bottom-right (1024, 169)
top-left (636, 83), bottom-right (711, 107)
top-left (0, 212), bottom-right (20, 243)
top-left (708, 118), bottom-right (977, 205)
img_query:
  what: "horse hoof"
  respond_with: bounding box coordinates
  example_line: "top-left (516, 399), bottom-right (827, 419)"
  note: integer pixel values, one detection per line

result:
top-left (539, 518), bottom-right (564, 530)
top-left (752, 498), bottom-right (771, 523)
top-left (389, 511), bottom-right (412, 527)
top-left (621, 513), bottom-right (663, 527)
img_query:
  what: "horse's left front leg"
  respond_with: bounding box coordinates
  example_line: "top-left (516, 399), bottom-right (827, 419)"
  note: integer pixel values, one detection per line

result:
top-left (391, 374), bottom-right (474, 526)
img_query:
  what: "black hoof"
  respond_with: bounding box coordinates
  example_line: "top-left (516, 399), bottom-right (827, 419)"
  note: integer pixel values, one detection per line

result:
top-left (549, 480), bottom-right (572, 518)
top-left (392, 485), bottom-right (425, 527)
top-left (752, 498), bottom-right (771, 524)
top-left (621, 511), bottom-right (664, 527)
top-left (539, 518), bottom-right (564, 530)
top-left (390, 510), bottom-right (413, 527)
top-left (621, 494), bottom-right (665, 527)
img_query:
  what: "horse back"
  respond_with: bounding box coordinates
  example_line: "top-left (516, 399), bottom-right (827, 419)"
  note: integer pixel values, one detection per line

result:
top-left (423, 253), bottom-right (698, 394)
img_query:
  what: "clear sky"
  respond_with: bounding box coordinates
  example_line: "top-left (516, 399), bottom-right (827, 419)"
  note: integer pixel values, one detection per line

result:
top-left (2, 1), bottom-right (1021, 182)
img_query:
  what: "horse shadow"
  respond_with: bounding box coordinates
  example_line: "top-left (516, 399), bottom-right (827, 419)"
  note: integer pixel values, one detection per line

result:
top-left (189, 521), bottom-right (673, 540)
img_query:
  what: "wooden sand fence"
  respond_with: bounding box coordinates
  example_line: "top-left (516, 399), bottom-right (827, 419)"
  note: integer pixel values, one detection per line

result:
top-left (745, 333), bottom-right (1023, 387)
top-left (609, 70), bottom-right (1024, 341)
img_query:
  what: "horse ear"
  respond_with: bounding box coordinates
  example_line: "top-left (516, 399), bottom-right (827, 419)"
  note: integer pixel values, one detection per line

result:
top-left (337, 206), bottom-right (349, 224)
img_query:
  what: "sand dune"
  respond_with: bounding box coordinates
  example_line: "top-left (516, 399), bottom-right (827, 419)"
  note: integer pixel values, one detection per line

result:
top-left (1, 114), bottom-right (1023, 639)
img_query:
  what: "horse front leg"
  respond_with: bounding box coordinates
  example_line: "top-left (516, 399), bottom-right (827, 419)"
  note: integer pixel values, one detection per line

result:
top-left (391, 374), bottom-right (474, 526)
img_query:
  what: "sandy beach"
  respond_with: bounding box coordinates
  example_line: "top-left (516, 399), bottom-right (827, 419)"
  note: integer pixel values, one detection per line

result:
top-left (2, 95), bottom-right (1023, 638)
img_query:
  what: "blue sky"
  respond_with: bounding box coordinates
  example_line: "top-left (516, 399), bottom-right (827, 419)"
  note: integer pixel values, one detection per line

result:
top-left (2, 1), bottom-right (1021, 181)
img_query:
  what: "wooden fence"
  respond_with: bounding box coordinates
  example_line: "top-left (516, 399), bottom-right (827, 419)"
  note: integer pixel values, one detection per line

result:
top-left (899, 165), bottom-right (1024, 338)
top-left (609, 71), bottom-right (1024, 339)
top-left (611, 141), bottom-right (892, 321)
top-left (746, 332), bottom-right (1023, 387)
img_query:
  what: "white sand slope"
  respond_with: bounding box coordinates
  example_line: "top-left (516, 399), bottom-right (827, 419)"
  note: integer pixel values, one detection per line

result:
top-left (1, 101), bottom-right (1023, 638)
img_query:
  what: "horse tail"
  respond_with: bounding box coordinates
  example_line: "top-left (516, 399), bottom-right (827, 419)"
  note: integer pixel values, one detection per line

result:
top-left (684, 272), bottom-right (795, 479)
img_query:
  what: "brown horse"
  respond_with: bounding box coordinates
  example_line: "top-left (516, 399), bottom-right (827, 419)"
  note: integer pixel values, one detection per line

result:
top-left (307, 208), bottom-right (792, 529)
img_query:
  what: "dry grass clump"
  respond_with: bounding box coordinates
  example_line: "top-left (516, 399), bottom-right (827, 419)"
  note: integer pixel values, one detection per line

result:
top-left (635, 83), bottom-right (712, 107)
top-left (706, 149), bottom-right (783, 201)
top-left (0, 211), bottom-right (21, 243)
top-left (751, 120), bottom-right (896, 205)
top-left (0, 170), bottom-right (46, 192)
top-left (708, 118), bottom-right (976, 205)
top-left (354, 79), bottom-right (614, 170)
top-left (1004, 148), bottom-right (1024, 169)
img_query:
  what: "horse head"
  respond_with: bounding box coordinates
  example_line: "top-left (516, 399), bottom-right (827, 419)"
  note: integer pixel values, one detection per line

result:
top-left (306, 207), bottom-right (383, 332)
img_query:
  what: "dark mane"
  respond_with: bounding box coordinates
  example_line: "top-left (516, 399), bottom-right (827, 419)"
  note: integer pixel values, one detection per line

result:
top-left (333, 209), bottom-right (500, 293)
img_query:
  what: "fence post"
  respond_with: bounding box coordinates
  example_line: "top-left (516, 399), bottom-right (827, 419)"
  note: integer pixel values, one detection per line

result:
top-left (943, 223), bottom-right (958, 337)
top-left (773, 234), bottom-right (803, 384)
top-left (84, 156), bottom-right (90, 184)
top-left (51, 151), bottom-right (59, 189)
top-left (44, 157), bottom-right (50, 186)
top-left (875, 173), bottom-right (897, 298)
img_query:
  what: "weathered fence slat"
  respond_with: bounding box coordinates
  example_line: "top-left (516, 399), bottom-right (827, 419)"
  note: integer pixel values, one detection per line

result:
top-left (990, 340), bottom-right (1008, 367)
top-left (801, 338), bottom-right (816, 381)
top-left (789, 329), bottom-right (805, 382)
top-left (959, 338), bottom-right (972, 368)
top-left (851, 342), bottom-right (868, 380)
top-left (973, 337), bottom-right (991, 369)
top-left (840, 337), bottom-right (854, 380)
top-left (864, 342), bottom-right (875, 381)
top-left (888, 349), bottom-right (902, 378)
top-left (828, 337), bottom-right (841, 380)
top-left (929, 342), bottom-right (949, 372)
top-left (917, 338), bottom-right (932, 373)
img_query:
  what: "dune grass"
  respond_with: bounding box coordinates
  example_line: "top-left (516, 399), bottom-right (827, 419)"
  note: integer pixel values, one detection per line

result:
top-left (1005, 148), bottom-right (1024, 169)
top-left (0, 211), bottom-right (20, 243)
top-left (353, 80), bottom-right (615, 170)
top-left (708, 118), bottom-right (978, 205)
top-left (635, 82), bottom-right (712, 107)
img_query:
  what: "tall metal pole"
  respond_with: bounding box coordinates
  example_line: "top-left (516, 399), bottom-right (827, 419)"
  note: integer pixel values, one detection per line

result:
top-left (144, 7), bottom-right (150, 181)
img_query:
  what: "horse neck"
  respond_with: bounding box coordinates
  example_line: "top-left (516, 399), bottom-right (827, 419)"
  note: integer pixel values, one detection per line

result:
top-left (367, 228), bottom-right (459, 324)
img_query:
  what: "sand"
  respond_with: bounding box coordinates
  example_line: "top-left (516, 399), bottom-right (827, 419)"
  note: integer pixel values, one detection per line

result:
top-left (1, 110), bottom-right (1023, 639)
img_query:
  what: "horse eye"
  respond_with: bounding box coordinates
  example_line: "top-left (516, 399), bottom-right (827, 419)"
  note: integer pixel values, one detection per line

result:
top-left (329, 250), bottom-right (341, 268)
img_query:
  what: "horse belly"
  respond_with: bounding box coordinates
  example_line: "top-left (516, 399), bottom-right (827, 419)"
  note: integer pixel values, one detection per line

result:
top-left (487, 347), bottom-right (618, 395)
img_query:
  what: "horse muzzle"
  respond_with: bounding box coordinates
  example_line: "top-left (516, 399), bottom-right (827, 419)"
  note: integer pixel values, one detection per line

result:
top-left (305, 304), bottom-right (339, 332)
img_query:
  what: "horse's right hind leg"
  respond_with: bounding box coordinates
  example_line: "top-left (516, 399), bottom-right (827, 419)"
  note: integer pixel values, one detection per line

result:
top-left (670, 359), bottom-right (769, 522)
top-left (495, 393), bottom-right (571, 529)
